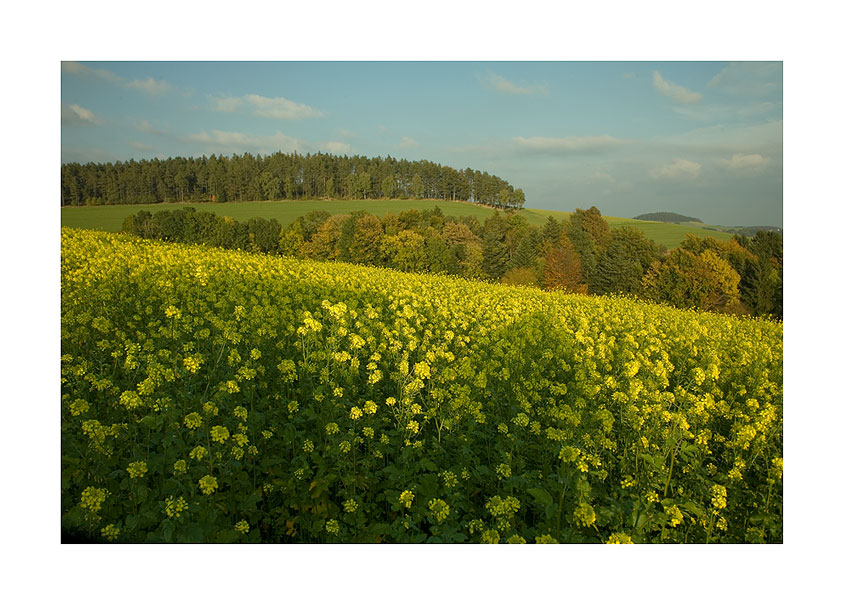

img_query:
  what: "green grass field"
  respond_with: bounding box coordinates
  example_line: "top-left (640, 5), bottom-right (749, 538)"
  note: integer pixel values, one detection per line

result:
top-left (61, 199), bottom-right (735, 249)
top-left (522, 209), bottom-right (734, 248)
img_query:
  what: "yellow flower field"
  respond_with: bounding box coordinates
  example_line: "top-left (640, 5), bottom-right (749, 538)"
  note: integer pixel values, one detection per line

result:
top-left (61, 228), bottom-right (783, 543)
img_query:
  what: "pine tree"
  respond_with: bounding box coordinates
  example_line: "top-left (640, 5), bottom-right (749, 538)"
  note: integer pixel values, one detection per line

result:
top-left (592, 227), bottom-right (663, 295)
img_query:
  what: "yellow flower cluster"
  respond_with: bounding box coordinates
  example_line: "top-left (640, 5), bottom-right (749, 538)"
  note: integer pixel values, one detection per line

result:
top-left (771, 457), bottom-right (783, 480)
top-left (80, 486), bottom-right (108, 514)
top-left (399, 490), bottom-right (415, 509)
top-left (711, 485), bottom-right (727, 510)
top-left (165, 496), bottom-right (188, 518)
top-left (184, 412), bottom-right (202, 430)
top-left (199, 475), bottom-right (219, 495)
top-left (210, 426), bottom-right (230, 443)
top-left (101, 524), bottom-right (120, 541)
top-left (428, 498), bottom-right (450, 523)
top-left (486, 496), bottom-right (520, 520)
top-left (69, 399), bottom-right (89, 416)
top-left (573, 502), bottom-right (597, 527)
top-left (439, 470), bottom-right (459, 488)
top-left (127, 461), bottom-right (148, 479)
top-left (665, 505), bottom-right (683, 527)
top-left (183, 355), bottom-right (202, 373)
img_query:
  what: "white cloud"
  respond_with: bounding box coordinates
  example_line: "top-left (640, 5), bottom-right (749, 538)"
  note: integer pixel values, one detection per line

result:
top-left (649, 158), bottom-right (702, 181)
top-left (717, 153), bottom-right (770, 172)
top-left (183, 129), bottom-right (298, 152)
top-left (129, 141), bottom-right (155, 152)
top-left (338, 129), bottom-right (355, 138)
top-left (484, 72), bottom-right (548, 96)
top-left (135, 120), bottom-right (167, 135)
top-left (661, 120), bottom-right (783, 155)
top-left (182, 129), bottom-right (346, 155)
top-left (398, 136), bottom-right (419, 148)
top-left (62, 61), bottom-right (170, 95)
top-left (512, 135), bottom-right (629, 155)
top-left (245, 94), bottom-right (324, 119)
top-left (62, 61), bottom-right (120, 83)
top-left (61, 103), bottom-right (101, 125)
top-left (323, 141), bottom-right (351, 154)
top-left (708, 62), bottom-right (782, 97)
top-left (61, 61), bottom-right (85, 74)
top-left (588, 170), bottom-right (616, 184)
top-left (210, 94), bottom-right (324, 119)
top-left (672, 101), bottom-right (778, 121)
top-left (211, 96), bottom-right (244, 112)
top-left (125, 77), bottom-right (170, 95)
top-left (652, 70), bottom-right (702, 104)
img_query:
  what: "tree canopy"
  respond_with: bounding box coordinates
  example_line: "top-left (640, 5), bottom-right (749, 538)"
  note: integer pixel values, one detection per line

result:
top-left (121, 205), bottom-right (782, 319)
top-left (61, 152), bottom-right (525, 210)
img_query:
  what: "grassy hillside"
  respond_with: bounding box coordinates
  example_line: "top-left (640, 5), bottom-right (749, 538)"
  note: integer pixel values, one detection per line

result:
top-left (61, 199), bottom-right (736, 249)
top-left (61, 199), bottom-right (498, 233)
top-left (523, 209), bottom-right (734, 248)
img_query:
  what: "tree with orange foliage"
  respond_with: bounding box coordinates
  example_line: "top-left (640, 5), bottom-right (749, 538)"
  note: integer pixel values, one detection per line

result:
top-left (543, 232), bottom-right (588, 294)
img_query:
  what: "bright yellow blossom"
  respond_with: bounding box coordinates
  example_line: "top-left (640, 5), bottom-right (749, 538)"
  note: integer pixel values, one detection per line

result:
top-left (198, 475), bottom-right (219, 495)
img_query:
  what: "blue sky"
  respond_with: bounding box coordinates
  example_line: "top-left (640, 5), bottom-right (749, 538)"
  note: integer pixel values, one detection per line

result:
top-left (61, 61), bottom-right (782, 226)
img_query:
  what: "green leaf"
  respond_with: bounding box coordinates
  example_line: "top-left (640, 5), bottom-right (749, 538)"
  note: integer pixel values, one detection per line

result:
top-left (527, 487), bottom-right (554, 508)
top-left (162, 520), bottom-right (174, 543)
top-left (185, 524), bottom-right (204, 543)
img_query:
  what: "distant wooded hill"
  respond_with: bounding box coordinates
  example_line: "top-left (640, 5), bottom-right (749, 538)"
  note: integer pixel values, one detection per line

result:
top-left (60, 151), bottom-right (525, 210)
top-left (634, 212), bottom-right (703, 223)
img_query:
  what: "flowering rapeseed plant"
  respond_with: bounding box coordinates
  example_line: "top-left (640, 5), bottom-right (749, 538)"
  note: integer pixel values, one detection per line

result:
top-left (60, 229), bottom-right (782, 543)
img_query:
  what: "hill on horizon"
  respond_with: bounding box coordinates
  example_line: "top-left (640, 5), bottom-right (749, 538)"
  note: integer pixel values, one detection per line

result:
top-left (634, 212), bottom-right (703, 223)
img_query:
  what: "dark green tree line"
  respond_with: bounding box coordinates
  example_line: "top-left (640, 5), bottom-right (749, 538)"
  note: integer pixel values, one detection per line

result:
top-left (62, 152), bottom-right (525, 210)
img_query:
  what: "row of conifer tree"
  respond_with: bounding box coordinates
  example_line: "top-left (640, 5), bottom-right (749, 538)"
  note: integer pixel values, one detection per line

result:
top-left (61, 152), bottom-right (526, 209)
